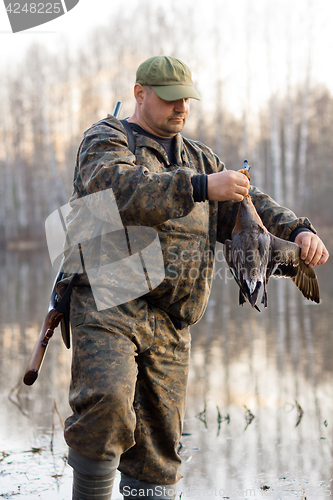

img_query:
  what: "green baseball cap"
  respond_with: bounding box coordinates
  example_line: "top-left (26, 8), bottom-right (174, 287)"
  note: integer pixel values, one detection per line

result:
top-left (136, 56), bottom-right (201, 101)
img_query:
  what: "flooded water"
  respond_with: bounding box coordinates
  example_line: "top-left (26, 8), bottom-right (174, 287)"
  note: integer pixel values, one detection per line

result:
top-left (1, 234), bottom-right (333, 499)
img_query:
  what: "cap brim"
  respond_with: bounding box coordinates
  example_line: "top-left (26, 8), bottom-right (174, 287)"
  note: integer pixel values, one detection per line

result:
top-left (151, 84), bottom-right (201, 101)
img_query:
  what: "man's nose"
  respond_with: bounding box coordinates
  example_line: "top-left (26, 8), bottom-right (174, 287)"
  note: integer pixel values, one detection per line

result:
top-left (174, 99), bottom-right (188, 112)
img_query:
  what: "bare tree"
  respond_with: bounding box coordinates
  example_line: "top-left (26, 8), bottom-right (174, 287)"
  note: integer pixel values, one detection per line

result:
top-left (283, 12), bottom-right (296, 210)
top-left (296, 0), bottom-right (314, 211)
top-left (265, 4), bottom-right (283, 204)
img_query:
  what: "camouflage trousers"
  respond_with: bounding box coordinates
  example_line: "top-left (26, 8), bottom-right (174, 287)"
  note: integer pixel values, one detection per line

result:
top-left (64, 286), bottom-right (191, 485)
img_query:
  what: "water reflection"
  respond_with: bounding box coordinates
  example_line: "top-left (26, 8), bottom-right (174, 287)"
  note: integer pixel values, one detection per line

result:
top-left (0, 239), bottom-right (332, 499)
top-left (182, 241), bottom-right (333, 499)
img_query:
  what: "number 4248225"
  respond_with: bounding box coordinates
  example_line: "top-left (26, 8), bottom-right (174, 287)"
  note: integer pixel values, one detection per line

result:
top-left (6, 3), bottom-right (62, 14)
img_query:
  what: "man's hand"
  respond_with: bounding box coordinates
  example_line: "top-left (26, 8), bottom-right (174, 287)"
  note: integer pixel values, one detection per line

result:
top-left (294, 232), bottom-right (329, 268)
top-left (207, 170), bottom-right (250, 202)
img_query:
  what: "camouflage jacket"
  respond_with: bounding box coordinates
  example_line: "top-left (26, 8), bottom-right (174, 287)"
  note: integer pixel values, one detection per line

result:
top-left (64, 115), bottom-right (316, 325)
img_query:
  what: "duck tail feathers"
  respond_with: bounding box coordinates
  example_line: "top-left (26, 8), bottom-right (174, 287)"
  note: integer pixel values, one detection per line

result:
top-left (247, 281), bottom-right (262, 309)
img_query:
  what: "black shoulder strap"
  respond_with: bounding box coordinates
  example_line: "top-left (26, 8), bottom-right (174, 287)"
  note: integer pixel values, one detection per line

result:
top-left (120, 119), bottom-right (136, 155)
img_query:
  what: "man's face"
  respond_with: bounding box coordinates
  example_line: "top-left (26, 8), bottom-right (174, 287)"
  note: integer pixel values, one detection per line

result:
top-left (138, 86), bottom-right (190, 138)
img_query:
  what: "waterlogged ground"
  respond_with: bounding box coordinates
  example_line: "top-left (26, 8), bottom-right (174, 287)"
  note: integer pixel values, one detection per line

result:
top-left (1, 238), bottom-right (333, 499)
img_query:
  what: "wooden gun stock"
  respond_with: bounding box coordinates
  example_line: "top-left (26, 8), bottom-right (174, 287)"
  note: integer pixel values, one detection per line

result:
top-left (23, 308), bottom-right (63, 386)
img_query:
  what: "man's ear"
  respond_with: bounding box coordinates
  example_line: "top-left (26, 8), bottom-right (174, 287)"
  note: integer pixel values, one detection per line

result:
top-left (134, 83), bottom-right (146, 104)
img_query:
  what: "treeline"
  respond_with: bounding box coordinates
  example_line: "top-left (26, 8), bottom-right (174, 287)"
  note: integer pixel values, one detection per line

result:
top-left (1, 1), bottom-right (332, 243)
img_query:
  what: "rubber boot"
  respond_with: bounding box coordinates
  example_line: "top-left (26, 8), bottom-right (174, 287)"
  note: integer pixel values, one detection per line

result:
top-left (73, 470), bottom-right (116, 500)
top-left (119, 473), bottom-right (177, 500)
top-left (68, 448), bottom-right (120, 500)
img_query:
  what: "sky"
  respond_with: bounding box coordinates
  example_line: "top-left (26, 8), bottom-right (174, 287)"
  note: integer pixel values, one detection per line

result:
top-left (0, 0), bottom-right (333, 116)
top-left (0, 0), bottom-right (140, 64)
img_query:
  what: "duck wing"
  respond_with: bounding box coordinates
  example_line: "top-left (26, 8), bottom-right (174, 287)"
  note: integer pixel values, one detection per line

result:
top-left (224, 237), bottom-right (245, 292)
top-left (268, 234), bottom-right (320, 303)
top-left (224, 236), bottom-right (262, 311)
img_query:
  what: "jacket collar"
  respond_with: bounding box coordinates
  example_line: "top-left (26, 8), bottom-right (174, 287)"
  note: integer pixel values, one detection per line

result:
top-left (134, 131), bottom-right (188, 167)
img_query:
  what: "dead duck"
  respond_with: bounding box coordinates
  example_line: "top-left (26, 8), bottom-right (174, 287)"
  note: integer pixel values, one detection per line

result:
top-left (223, 160), bottom-right (320, 311)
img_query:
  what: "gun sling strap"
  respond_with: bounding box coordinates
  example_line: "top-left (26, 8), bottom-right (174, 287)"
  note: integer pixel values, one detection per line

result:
top-left (120, 119), bottom-right (136, 155)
